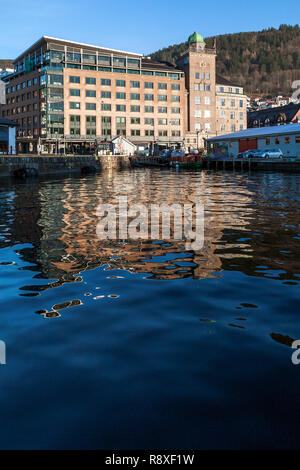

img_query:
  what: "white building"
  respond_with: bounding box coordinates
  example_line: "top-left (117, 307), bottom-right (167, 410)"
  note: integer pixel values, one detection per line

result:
top-left (207, 122), bottom-right (300, 159)
top-left (111, 136), bottom-right (136, 156)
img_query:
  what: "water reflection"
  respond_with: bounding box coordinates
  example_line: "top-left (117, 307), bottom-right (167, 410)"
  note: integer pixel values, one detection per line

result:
top-left (0, 169), bottom-right (299, 291)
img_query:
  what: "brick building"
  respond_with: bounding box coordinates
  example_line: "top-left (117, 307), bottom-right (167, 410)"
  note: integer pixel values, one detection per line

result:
top-left (1, 33), bottom-right (246, 154)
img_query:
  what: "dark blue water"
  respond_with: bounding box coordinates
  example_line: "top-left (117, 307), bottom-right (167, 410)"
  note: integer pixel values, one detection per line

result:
top-left (0, 169), bottom-right (299, 449)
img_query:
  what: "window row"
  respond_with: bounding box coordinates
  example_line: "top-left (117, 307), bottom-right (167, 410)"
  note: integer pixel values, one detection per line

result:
top-left (69, 76), bottom-right (181, 88)
top-left (6, 77), bottom-right (38, 93)
top-left (69, 89), bottom-right (180, 101)
top-left (69, 102), bottom-right (181, 113)
top-left (194, 84), bottom-right (211, 92)
top-left (220, 98), bottom-right (244, 107)
top-left (194, 96), bottom-right (211, 105)
top-left (218, 86), bottom-right (241, 94)
top-left (195, 73), bottom-right (210, 80)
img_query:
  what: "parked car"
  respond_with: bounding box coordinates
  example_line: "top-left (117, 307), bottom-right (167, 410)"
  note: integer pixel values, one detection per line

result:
top-left (237, 149), bottom-right (257, 159)
top-left (254, 148), bottom-right (283, 159)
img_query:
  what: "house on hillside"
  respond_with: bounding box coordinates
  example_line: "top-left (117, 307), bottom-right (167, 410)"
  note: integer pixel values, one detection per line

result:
top-left (248, 103), bottom-right (300, 128)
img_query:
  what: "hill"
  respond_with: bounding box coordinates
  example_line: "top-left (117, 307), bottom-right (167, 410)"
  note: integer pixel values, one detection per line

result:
top-left (0, 59), bottom-right (13, 70)
top-left (150, 24), bottom-right (300, 97)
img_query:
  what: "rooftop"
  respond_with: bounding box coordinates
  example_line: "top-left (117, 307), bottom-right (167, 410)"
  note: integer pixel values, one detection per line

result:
top-left (216, 74), bottom-right (243, 88)
top-left (208, 122), bottom-right (300, 141)
top-left (14, 35), bottom-right (143, 62)
top-left (188, 32), bottom-right (205, 44)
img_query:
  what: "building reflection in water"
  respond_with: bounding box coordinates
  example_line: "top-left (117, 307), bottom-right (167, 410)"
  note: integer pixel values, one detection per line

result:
top-left (0, 169), bottom-right (299, 294)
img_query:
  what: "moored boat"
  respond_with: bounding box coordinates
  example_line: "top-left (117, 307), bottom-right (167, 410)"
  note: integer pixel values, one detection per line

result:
top-left (169, 154), bottom-right (203, 169)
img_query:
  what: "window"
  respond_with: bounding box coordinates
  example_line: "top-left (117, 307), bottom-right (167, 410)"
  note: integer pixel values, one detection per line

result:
top-left (116, 116), bottom-right (126, 136)
top-left (220, 124), bottom-right (226, 131)
top-left (33, 78), bottom-right (38, 85)
top-left (70, 76), bottom-right (80, 83)
top-left (201, 73), bottom-right (205, 79)
top-left (70, 102), bottom-right (80, 109)
top-left (145, 94), bottom-right (154, 101)
top-left (236, 88), bottom-right (240, 94)
top-left (86, 103), bottom-right (96, 110)
top-left (102, 116), bottom-right (111, 136)
top-left (231, 124), bottom-right (236, 131)
top-left (230, 112), bottom-right (235, 119)
top-left (172, 95), bottom-right (180, 102)
top-left (204, 96), bottom-right (211, 105)
top-left (70, 89), bottom-right (80, 96)
top-left (145, 82), bottom-right (153, 89)
top-left (145, 106), bottom-right (154, 113)
top-left (195, 73), bottom-right (199, 79)
top-left (158, 83), bottom-right (167, 90)
top-left (171, 84), bottom-right (180, 90)
top-left (130, 81), bottom-right (140, 88)
top-left (116, 92), bottom-right (126, 99)
top-left (195, 110), bottom-right (201, 118)
top-left (131, 117), bottom-right (140, 124)
top-left (158, 94), bottom-right (167, 101)
top-left (101, 91), bottom-right (111, 98)
top-left (116, 80), bottom-right (126, 87)
top-left (145, 130), bottom-right (154, 136)
top-left (128, 58), bottom-right (140, 66)
top-left (131, 105), bottom-right (140, 112)
top-left (172, 107), bottom-right (180, 114)
top-left (239, 112), bottom-right (243, 120)
top-left (27, 80), bottom-right (31, 87)
top-left (158, 118), bottom-right (167, 125)
top-left (228, 87), bottom-right (233, 93)
top-left (206, 73), bottom-right (210, 79)
top-left (116, 104), bottom-right (126, 111)
top-left (159, 130), bottom-right (167, 136)
top-left (130, 93), bottom-right (140, 100)
top-left (205, 123), bottom-right (211, 131)
top-left (86, 77), bottom-right (96, 85)
top-left (101, 103), bottom-right (111, 111)
top-left (86, 90), bottom-right (96, 97)
top-left (240, 100), bottom-right (244, 107)
top-left (195, 84), bottom-right (199, 91)
top-left (86, 116), bottom-right (96, 136)
top-left (195, 123), bottom-right (201, 131)
top-left (158, 106), bottom-right (167, 113)
top-left (145, 118), bottom-right (154, 125)
top-left (266, 138), bottom-right (270, 145)
top-left (101, 79), bottom-right (111, 86)
top-left (220, 110), bottom-right (225, 118)
top-left (172, 130), bottom-right (181, 137)
top-left (131, 130), bottom-right (140, 136)
top-left (171, 119), bottom-right (180, 125)
top-left (221, 98), bottom-right (226, 106)
top-left (195, 96), bottom-right (201, 104)
top-left (70, 115), bottom-right (80, 135)
top-left (296, 136), bottom-right (300, 143)
top-left (285, 137), bottom-right (290, 144)
top-left (231, 99), bottom-right (235, 107)
top-left (219, 86), bottom-right (224, 92)
top-left (114, 57), bottom-right (126, 66)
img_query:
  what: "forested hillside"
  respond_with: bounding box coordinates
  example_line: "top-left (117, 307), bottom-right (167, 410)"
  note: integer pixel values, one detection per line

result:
top-left (150, 25), bottom-right (300, 97)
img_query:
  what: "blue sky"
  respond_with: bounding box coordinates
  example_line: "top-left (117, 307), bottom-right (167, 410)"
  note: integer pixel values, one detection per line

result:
top-left (1, 0), bottom-right (299, 59)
